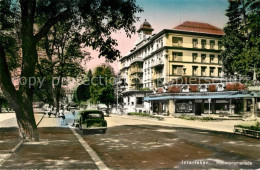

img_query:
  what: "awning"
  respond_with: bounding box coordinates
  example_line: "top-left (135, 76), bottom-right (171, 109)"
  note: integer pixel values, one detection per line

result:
top-left (144, 93), bottom-right (253, 101)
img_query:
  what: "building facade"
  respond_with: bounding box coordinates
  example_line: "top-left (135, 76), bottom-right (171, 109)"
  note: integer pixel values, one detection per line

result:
top-left (119, 20), bottom-right (253, 115)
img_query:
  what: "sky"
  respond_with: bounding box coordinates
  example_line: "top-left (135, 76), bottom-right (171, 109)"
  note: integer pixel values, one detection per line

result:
top-left (86, 0), bottom-right (229, 73)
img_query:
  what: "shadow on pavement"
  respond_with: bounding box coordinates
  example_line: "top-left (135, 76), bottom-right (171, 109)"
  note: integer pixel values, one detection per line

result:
top-left (79, 124), bottom-right (260, 169)
top-left (1, 127), bottom-right (98, 169)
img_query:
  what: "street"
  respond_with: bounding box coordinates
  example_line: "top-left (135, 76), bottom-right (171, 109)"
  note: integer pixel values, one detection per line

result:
top-left (79, 115), bottom-right (260, 169)
top-left (0, 113), bottom-right (259, 169)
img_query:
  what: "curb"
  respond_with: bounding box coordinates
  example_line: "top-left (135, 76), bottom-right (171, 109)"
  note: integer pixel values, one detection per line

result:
top-left (10, 140), bottom-right (23, 153)
top-left (37, 113), bottom-right (45, 127)
top-left (113, 114), bottom-right (235, 134)
top-left (70, 127), bottom-right (109, 170)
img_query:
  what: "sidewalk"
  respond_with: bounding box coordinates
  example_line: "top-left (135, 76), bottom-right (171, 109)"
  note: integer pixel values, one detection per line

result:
top-left (0, 113), bottom-right (100, 169)
top-left (114, 114), bottom-right (245, 133)
top-left (1, 127), bottom-right (98, 169)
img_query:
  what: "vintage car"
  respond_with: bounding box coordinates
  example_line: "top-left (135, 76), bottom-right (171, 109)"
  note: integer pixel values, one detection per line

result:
top-left (74, 110), bottom-right (107, 134)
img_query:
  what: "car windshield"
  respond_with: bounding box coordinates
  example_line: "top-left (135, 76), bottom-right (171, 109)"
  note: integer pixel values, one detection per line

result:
top-left (87, 113), bottom-right (102, 118)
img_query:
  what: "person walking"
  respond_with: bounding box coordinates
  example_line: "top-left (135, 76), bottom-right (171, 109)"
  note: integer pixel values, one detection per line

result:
top-left (60, 112), bottom-right (66, 125)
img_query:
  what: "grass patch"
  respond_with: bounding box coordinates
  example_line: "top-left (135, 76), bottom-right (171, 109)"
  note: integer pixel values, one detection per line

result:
top-left (235, 121), bottom-right (260, 131)
top-left (178, 115), bottom-right (216, 121)
top-left (127, 112), bottom-right (164, 121)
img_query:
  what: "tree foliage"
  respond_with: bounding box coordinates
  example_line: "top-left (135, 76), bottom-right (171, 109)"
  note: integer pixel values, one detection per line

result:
top-left (0, 0), bottom-right (142, 141)
top-left (75, 65), bottom-right (115, 108)
top-left (222, 0), bottom-right (260, 80)
top-left (74, 70), bottom-right (93, 103)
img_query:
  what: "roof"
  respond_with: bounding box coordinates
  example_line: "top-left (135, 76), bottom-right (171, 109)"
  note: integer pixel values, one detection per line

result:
top-left (173, 21), bottom-right (224, 35)
top-left (138, 19), bottom-right (154, 32)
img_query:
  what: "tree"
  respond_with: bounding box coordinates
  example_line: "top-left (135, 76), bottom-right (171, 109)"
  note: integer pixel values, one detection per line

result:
top-left (0, 94), bottom-right (8, 113)
top-left (91, 64), bottom-right (115, 109)
top-left (0, 0), bottom-right (142, 141)
top-left (74, 70), bottom-right (93, 104)
top-left (222, 0), bottom-right (260, 80)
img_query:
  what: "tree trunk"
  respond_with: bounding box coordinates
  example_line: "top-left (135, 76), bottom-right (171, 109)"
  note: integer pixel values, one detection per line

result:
top-left (0, 42), bottom-right (39, 141)
top-left (14, 99), bottom-right (39, 141)
top-left (55, 73), bottom-right (63, 116)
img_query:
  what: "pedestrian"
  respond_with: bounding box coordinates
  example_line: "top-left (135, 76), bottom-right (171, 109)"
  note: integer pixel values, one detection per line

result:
top-left (60, 112), bottom-right (66, 125)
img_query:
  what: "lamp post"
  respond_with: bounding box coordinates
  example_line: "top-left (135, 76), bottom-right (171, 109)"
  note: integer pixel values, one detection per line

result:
top-left (116, 75), bottom-right (122, 114)
top-left (208, 98), bottom-right (211, 115)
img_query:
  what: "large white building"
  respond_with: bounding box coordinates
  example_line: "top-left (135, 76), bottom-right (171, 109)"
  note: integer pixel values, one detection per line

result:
top-left (119, 20), bottom-right (252, 115)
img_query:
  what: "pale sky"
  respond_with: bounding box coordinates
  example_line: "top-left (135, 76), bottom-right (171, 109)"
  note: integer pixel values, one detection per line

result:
top-left (85, 0), bottom-right (229, 73)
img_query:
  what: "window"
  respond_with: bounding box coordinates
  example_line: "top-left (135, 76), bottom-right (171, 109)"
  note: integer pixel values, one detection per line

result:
top-left (218, 41), bottom-right (222, 50)
top-left (172, 52), bottom-right (183, 61)
top-left (136, 97), bottom-right (143, 105)
top-left (218, 68), bottom-right (222, 77)
top-left (192, 66), bottom-right (198, 76)
top-left (201, 39), bottom-right (206, 49)
top-left (201, 67), bottom-right (207, 76)
top-left (210, 67), bottom-right (215, 77)
top-left (172, 37), bottom-right (183, 46)
top-left (172, 65), bottom-right (183, 75)
top-left (210, 40), bottom-right (215, 49)
top-left (210, 54), bottom-right (215, 63)
top-left (192, 39), bottom-right (198, 48)
top-left (201, 54), bottom-right (206, 63)
top-left (192, 53), bottom-right (198, 62)
top-left (218, 55), bottom-right (222, 64)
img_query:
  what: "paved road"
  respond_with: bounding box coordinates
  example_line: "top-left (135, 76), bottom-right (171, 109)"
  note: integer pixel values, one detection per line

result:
top-left (1, 112), bottom-right (259, 169)
top-left (78, 115), bottom-right (260, 169)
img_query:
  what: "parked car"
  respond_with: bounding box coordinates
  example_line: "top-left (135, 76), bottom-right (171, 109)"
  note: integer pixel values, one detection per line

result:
top-left (100, 108), bottom-right (110, 117)
top-left (75, 110), bottom-right (107, 134)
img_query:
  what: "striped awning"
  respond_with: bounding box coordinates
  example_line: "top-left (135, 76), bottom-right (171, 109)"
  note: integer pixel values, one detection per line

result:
top-left (144, 93), bottom-right (253, 101)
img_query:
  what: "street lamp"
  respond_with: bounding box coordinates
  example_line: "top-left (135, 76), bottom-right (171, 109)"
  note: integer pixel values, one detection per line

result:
top-left (116, 76), bottom-right (122, 114)
top-left (208, 98), bottom-right (211, 115)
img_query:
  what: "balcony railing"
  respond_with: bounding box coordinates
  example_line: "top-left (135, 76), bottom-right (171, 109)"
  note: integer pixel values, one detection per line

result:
top-left (130, 68), bottom-right (143, 75)
top-left (151, 60), bottom-right (164, 68)
top-left (152, 73), bottom-right (163, 80)
top-left (130, 57), bottom-right (143, 65)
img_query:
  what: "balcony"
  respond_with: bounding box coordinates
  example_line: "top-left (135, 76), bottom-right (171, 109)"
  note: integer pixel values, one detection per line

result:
top-left (130, 57), bottom-right (143, 65)
top-left (130, 77), bottom-right (143, 85)
top-left (152, 72), bottom-right (163, 80)
top-left (130, 68), bottom-right (143, 75)
top-left (151, 60), bottom-right (164, 68)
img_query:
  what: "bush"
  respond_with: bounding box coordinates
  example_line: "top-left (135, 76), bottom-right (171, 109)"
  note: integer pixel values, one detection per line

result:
top-left (189, 85), bottom-right (199, 92)
top-left (178, 115), bottom-right (216, 121)
top-left (168, 86), bottom-right (181, 93)
top-left (127, 112), bottom-right (164, 120)
top-left (236, 121), bottom-right (260, 131)
top-left (226, 83), bottom-right (246, 91)
top-left (235, 83), bottom-right (246, 91)
top-left (225, 83), bottom-right (236, 91)
top-left (208, 85), bottom-right (217, 92)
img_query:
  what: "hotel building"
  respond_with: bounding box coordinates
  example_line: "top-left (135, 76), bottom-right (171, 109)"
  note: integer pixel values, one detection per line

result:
top-left (119, 20), bottom-right (254, 115)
